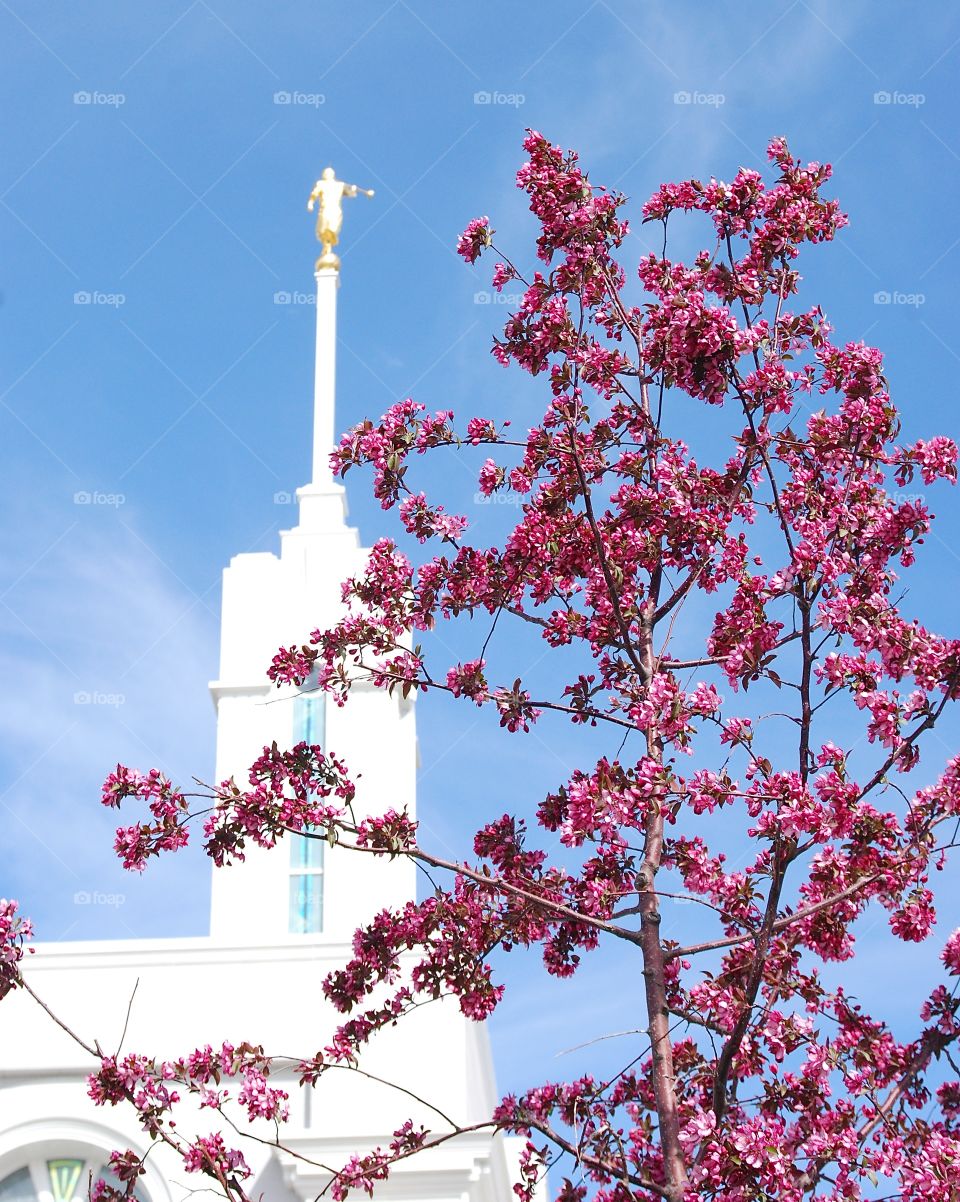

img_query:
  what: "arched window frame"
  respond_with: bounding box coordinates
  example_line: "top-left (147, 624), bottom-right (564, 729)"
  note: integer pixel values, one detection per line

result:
top-left (0, 1152), bottom-right (148, 1202)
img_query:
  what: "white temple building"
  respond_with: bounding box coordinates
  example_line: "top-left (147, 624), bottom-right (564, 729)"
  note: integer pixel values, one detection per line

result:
top-left (0, 176), bottom-right (526, 1202)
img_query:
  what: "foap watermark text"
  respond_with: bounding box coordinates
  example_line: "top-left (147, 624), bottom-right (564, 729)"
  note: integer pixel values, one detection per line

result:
top-left (74, 890), bottom-right (126, 907)
top-left (74, 490), bottom-right (125, 507)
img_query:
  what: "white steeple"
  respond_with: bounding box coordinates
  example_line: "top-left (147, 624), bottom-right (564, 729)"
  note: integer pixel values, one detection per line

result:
top-left (296, 167), bottom-right (375, 533)
top-left (207, 173), bottom-right (415, 944)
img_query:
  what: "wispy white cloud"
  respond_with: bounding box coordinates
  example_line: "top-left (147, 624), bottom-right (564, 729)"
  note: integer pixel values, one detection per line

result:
top-left (0, 493), bottom-right (218, 941)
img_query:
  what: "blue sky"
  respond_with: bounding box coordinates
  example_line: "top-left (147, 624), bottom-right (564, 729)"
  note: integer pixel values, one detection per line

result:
top-left (3, 0), bottom-right (960, 1099)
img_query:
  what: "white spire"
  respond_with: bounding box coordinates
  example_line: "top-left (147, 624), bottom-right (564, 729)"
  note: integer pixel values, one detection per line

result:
top-left (295, 167), bottom-right (373, 533)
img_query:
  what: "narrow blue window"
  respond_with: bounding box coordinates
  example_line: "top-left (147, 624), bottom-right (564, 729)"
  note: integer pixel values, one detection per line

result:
top-left (289, 687), bottom-right (326, 934)
top-left (294, 688), bottom-right (325, 747)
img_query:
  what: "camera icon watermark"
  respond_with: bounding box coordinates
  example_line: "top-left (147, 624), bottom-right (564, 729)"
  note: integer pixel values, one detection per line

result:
top-left (674, 90), bottom-right (725, 107)
top-left (873, 290), bottom-right (925, 307)
top-left (74, 690), bottom-right (126, 707)
top-left (273, 490), bottom-right (295, 505)
top-left (73, 490), bottom-right (126, 507)
top-left (473, 90), bottom-right (525, 107)
top-left (273, 90), bottom-right (325, 107)
top-left (873, 90), bottom-right (925, 107)
top-left (73, 90), bottom-right (126, 107)
top-left (74, 290), bottom-right (125, 307)
top-left (74, 889), bottom-right (126, 907)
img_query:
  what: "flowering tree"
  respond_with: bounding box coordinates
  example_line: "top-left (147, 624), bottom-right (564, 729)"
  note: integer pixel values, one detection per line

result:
top-left (5, 131), bottom-right (960, 1201)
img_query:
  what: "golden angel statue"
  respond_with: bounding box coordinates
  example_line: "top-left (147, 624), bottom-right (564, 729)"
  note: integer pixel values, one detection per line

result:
top-left (307, 166), bottom-right (375, 269)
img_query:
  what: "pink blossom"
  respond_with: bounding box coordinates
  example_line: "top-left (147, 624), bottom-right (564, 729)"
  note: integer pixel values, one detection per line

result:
top-left (0, 899), bottom-right (32, 999)
top-left (456, 215), bottom-right (492, 263)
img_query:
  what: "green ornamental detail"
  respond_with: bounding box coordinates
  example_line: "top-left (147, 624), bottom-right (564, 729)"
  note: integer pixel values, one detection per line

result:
top-left (47, 1161), bottom-right (83, 1202)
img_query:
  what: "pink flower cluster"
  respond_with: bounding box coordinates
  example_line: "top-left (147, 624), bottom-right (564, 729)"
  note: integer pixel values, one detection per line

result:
top-left (86, 1042), bottom-right (291, 1195)
top-left (0, 898), bottom-right (32, 1000)
top-left (310, 131), bottom-right (960, 1199)
top-left (456, 215), bottom-right (492, 263)
top-left (102, 766), bottom-right (188, 871)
